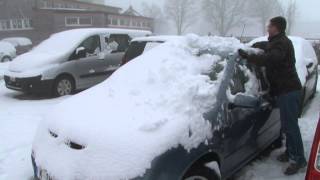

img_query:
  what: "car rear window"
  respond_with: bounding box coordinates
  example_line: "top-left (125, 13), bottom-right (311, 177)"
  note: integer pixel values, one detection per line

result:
top-left (125, 41), bottom-right (164, 62)
top-left (125, 41), bottom-right (147, 62)
top-left (143, 41), bottom-right (164, 53)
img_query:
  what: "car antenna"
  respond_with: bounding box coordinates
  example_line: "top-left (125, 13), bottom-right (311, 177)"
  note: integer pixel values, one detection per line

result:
top-left (240, 24), bottom-right (246, 43)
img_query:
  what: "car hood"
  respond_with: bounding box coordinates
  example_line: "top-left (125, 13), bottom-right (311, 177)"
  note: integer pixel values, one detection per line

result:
top-left (8, 52), bottom-right (64, 73)
top-left (32, 35), bottom-right (253, 180)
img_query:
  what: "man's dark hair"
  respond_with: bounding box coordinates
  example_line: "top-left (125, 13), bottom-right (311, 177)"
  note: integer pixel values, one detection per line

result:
top-left (270, 16), bottom-right (287, 33)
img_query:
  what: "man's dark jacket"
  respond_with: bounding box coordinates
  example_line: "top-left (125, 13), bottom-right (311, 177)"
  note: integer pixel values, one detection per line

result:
top-left (247, 33), bottom-right (302, 96)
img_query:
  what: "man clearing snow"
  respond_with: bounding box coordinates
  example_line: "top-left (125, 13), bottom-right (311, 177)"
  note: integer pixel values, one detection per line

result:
top-left (238, 16), bottom-right (307, 175)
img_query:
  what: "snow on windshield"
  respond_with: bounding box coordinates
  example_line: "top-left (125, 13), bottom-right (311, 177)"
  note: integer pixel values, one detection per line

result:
top-left (32, 30), bottom-right (92, 54)
top-left (33, 35), bottom-right (249, 180)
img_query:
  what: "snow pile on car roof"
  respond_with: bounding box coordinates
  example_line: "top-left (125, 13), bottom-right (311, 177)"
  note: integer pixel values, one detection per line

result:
top-left (249, 36), bottom-right (318, 85)
top-left (2, 37), bottom-right (32, 47)
top-left (33, 35), bottom-right (247, 180)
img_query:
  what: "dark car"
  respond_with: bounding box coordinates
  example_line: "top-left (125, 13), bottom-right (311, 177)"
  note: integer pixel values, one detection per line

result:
top-left (31, 36), bottom-right (281, 180)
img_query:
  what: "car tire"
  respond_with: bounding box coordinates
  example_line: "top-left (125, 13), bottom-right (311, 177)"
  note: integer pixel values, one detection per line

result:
top-left (183, 161), bottom-right (221, 180)
top-left (53, 76), bottom-right (75, 97)
top-left (1, 56), bottom-right (11, 63)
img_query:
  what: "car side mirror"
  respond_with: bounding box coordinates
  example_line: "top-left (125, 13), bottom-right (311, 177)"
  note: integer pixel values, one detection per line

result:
top-left (307, 62), bottom-right (314, 69)
top-left (75, 47), bottom-right (86, 59)
top-left (229, 94), bottom-right (259, 109)
top-left (306, 62), bottom-right (315, 74)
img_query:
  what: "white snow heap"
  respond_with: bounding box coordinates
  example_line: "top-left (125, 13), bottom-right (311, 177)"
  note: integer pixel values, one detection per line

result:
top-left (33, 34), bottom-right (249, 180)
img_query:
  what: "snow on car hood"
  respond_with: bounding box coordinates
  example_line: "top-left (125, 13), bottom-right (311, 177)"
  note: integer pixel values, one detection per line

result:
top-left (7, 52), bottom-right (63, 76)
top-left (249, 36), bottom-right (318, 85)
top-left (33, 35), bottom-right (249, 180)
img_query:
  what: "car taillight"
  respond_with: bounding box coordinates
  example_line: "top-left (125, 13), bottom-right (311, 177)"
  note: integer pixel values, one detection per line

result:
top-left (306, 118), bottom-right (320, 180)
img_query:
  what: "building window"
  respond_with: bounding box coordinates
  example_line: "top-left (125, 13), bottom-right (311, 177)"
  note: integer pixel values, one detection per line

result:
top-left (65, 17), bottom-right (92, 26)
top-left (111, 18), bottom-right (118, 25)
top-left (0, 18), bottom-right (33, 31)
top-left (119, 19), bottom-right (125, 26)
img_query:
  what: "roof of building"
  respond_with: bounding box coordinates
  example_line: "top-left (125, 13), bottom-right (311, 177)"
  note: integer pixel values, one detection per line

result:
top-left (68, 0), bottom-right (122, 10)
top-left (123, 5), bottom-right (142, 16)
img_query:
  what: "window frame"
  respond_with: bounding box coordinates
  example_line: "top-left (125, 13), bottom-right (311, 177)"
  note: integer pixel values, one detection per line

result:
top-left (0, 18), bottom-right (33, 31)
top-left (65, 16), bottom-right (93, 27)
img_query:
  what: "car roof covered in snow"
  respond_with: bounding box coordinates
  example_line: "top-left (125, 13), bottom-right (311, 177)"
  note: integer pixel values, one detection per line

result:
top-left (1, 37), bottom-right (32, 47)
top-left (33, 35), bottom-right (255, 180)
top-left (33, 28), bottom-right (151, 54)
top-left (249, 36), bottom-right (318, 85)
top-left (132, 35), bottom-right (183, 43)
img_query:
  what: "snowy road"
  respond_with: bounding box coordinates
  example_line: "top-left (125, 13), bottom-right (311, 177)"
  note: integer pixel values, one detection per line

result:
top-left (0, 77), bottom-right (319, 180)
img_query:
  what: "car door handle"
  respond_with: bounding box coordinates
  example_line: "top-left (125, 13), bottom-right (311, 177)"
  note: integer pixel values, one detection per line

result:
top-left (89, 69), bottom-right (95, 74)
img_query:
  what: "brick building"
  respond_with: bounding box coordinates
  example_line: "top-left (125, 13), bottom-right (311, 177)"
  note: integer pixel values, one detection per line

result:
top-left (0, 0), bottom-right (153, 44)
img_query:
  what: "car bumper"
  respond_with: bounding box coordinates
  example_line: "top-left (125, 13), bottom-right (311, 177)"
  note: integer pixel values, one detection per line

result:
top-left (4, 75), bottom-right (54, 94)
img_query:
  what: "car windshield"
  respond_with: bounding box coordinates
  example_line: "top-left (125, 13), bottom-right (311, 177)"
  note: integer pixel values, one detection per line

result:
top-left (32, 30), bottom-right (97, 54)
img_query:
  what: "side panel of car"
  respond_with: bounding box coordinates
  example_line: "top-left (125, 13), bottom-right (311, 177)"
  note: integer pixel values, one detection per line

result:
top-left (306, 64), bottom-right (318, 100)
top-left (218, 60), bottom-right (280, 179)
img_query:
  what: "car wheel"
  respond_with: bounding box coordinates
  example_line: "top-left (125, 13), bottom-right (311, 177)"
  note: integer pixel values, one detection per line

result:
top-left (1, 56), bottom-right (11, 63)
top-left (53, 76), bottom-right (75, 97)
top-left (183, 161), bottom-right (221, 180)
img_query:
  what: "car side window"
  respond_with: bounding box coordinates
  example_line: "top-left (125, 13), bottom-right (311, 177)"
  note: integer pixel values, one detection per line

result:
top-left (229, 65), bottom-right (248, 95)
top-left (255, 67), bottom-right (270, 92)
top-left (108, 34), bottom-right (130, 53)
top-left (69, 35), bottom-right (101, 60)
top-left (80, 35), bottom-right (101, 55)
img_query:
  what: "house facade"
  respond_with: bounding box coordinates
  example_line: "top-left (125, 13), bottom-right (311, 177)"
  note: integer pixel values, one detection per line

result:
top-left (0, 0), bottom-right (153, 44)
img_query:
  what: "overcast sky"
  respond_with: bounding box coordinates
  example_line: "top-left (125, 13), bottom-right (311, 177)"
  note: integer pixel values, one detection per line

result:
top-left (104, 0), bottom-right (320, 37)
top-left (105, 0), bottom-right (320, 22)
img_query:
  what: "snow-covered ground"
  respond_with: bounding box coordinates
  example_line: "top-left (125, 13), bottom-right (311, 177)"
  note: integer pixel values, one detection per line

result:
top-left (0, 73), bottom-right (319, 180)
top-left (0, 81), bottom-right (69, 180)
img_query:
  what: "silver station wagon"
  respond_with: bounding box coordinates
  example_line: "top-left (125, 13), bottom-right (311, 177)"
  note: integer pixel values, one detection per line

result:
top-left (4, 28), bottom-right (151, 97)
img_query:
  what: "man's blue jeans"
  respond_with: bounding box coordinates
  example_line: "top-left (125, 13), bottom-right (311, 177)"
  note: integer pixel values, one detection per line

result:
top-left (277, 90), bottom-right (307, 165)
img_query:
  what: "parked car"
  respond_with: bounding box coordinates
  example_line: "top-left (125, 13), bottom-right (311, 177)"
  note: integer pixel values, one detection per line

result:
top-left (31, 36), bottom-right (281, 180)
top-left (4, 28), bottom-right (151, 97)
top-left (306, 115), bottom-right (320, 180)
top-left (122, 36), bottom-right (181, 65)
top-left (0, 41), bottom-right (16, 63)
top-left (250, 37), bottom-right (319, 108)
top-left (2, 37), bottom-right (33, 55)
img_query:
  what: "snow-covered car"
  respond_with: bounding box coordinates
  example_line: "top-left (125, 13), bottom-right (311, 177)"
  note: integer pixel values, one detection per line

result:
top-left (4, 28), bottom-right (151, 97)
top-left (250, 37), bottom-right (319, 107)
top-left (0, 41), bottom-right (16, 63)
top-left (306, 115), bottom-right (320, 180)
top-left (1, 37), bottom-right (33, 55)
top-left (122, 36), bottom-right (181, 64)
top-left (32, 35), bottom-right (282, 180)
